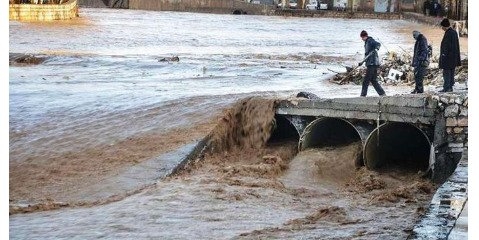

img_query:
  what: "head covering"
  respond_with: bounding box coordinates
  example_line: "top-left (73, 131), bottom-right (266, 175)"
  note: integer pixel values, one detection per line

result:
top-left (360, 30), bottom-right (368, 37)
top-left (440, 18), bottom-right (451, 27)
top-left (413, 30), bottom-right (421, 39)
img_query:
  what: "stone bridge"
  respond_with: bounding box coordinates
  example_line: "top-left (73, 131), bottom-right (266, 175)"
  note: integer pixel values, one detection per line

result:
top-left (271, 93), bottom-right (467, 183)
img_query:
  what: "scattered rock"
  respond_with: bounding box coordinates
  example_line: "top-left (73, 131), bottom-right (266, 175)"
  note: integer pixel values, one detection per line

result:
top-left (9, 53), bottom-right (47, 66)
top-left (296, 91), bottom-right (319, 99)
top-left (157, 56), bottom-right (180, 62)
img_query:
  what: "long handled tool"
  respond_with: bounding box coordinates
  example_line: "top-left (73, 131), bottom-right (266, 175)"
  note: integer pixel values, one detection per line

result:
top-left (339, 50), bottom-right (375, 84)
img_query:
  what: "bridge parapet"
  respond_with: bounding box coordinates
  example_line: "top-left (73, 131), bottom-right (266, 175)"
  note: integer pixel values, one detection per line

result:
top-left (276, 95), bottom-right (438, 125)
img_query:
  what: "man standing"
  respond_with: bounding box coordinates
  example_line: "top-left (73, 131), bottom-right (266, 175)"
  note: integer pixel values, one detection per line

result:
top-left (359, 30), bottom-right (386, 97)
top-left (423, 0), bottom-right (431, 16)
top-left (439, 18), bottom-right (461, 92)
top-left (411, 30), bottom-right (429, 94)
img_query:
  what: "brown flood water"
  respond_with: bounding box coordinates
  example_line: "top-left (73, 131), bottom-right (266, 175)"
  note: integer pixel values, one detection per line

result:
top-left (11, 9), bottom-right (462, 238)
top-left (10, 98), bottom-right (436, 239)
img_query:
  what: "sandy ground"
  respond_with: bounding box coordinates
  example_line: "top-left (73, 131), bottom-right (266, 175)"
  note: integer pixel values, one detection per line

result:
top-left (393, 23), bottom-right (468, 56)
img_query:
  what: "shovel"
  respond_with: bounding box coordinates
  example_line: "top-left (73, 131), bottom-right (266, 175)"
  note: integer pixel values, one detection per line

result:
top-left (339, 50), bottom-right (375, 84)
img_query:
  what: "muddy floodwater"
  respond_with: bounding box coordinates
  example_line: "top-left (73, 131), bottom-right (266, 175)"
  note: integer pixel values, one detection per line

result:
top-left (9, 8), bottom-right (442, 239)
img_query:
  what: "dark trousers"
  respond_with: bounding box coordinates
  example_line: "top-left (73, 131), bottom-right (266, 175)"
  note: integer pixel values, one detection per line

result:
top-left (443, 68), bottom-right (455, 91)
top-left (361, 65), bottom-right (385, 97)
top-left (414, 66), bottom-right (426, 93)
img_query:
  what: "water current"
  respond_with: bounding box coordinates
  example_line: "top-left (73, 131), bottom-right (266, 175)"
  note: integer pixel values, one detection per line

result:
top-left (10, 8), bottom-right (435, 239)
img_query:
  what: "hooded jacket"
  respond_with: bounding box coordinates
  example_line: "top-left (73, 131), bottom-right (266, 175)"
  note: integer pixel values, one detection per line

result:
top-left (364, 37), bottom-right (381, 66)
top-left (412, 33), bottom-right (429, 67)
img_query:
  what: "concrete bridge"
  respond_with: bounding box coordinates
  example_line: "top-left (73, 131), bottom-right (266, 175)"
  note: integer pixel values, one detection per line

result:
top-left (269, 93), bottom-right (467, 184)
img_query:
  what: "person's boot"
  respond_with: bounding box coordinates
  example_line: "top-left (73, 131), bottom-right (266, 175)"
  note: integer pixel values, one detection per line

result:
top-left (411, 89), bottom-right (417, 94)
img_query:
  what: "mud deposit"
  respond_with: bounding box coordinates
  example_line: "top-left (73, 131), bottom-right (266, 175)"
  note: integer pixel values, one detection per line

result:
top-left (10, 98), bottom-right (435, 239)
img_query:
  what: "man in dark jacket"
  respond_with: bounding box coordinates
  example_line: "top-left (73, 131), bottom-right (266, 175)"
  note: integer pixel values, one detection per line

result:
top-left (439, 18), bottom-right (461, 92)
top-left (431, 0), bottom-right (441, 17)
top-left (358, 30), bottom-right (386, 97)
top-left (411, 30), bottom-right (429, 94)
top-left (423, 0), bottom-right (431, 16)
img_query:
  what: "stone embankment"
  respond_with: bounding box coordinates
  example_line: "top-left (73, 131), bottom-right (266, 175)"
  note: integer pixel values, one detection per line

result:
top-left (9, 0), bottom-right (79, 21)
top-left (434, 93), bottom-right (468, 154)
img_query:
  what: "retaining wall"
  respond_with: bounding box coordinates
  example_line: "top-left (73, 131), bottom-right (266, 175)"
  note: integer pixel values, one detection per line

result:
top-left (273, 9), bottom-right (402, 19)
top-left (129, 0), bottom-right (273, 15)
top-left (78, 0), bottom-right (108, 7)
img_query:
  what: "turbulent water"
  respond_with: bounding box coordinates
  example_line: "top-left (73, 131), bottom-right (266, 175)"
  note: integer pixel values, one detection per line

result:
top-left (9, 9), bottom-right (415, 156)
top-left (10, 8), bottom-right (431, 239)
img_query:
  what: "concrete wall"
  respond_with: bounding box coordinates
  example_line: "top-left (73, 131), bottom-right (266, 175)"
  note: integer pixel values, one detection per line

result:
top-left (78, 0), bottom-right (108, 7)
top-left (78, 0), bottom-right (128, 8)
top-left (275, 8), bottom-right (401, 18)
top-left (129, 0), bottom-right (234, 13)
top-left (129, 0), bottom-right (274, 15)
top-left (9, 0), bottom-right (78, 21)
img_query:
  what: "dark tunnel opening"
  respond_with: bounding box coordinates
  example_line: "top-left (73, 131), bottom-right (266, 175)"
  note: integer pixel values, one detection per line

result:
top-left (299, 118), bottom-right (362, 150)
top-left (364, 122), bottom-right (430, 172)
top-left (268, 115), bottom-right (300, 144)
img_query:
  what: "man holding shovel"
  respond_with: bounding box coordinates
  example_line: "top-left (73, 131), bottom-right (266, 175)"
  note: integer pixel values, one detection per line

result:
top-left (358, 30), bottom-right (386, 97)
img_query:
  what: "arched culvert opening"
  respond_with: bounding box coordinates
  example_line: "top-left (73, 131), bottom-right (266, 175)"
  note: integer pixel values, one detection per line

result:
top-left (299, 117), bottom-right (362, 150)
top-left (232, 9), bottom-right (245, 15)
top-left (364, 122), bottom-right (430, 172)
top-left (267, 115), bottom-right (300, 144)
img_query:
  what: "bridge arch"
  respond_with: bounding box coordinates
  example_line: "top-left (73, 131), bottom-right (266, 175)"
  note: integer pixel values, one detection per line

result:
top-left (232, 9), bottom-right (247, 15)
top-left (364, 122), bottom-right (431, 172)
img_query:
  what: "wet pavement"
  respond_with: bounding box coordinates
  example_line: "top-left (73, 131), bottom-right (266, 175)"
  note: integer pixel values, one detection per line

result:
top-left (409, 149), bottom-right (468, 239)
top-left (448, 200), bottom-right (468, 239)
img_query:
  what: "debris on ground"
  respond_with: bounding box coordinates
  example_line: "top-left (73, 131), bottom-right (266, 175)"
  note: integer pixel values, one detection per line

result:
top-left (157, 56), bottom-right (180, 62)
top-left (9, 53), bottom-right (47, 66)
top-left (329, 52), bottom-right (468, 87)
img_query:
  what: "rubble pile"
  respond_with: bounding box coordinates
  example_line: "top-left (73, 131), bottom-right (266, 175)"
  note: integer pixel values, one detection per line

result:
top-left (330, 52), bottom-right (468, 87)
top-left (9, 53), bottom-right (47, 66)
